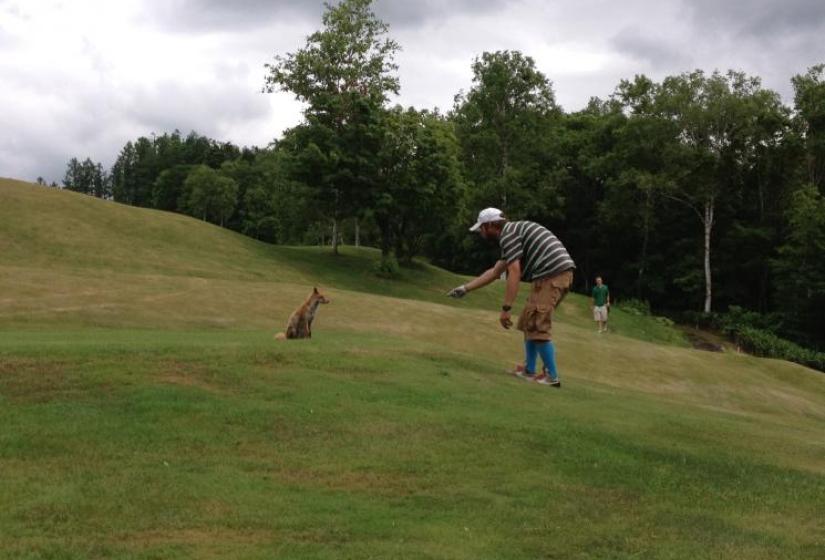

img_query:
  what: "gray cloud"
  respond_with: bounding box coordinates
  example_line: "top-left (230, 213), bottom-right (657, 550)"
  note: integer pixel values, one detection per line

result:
top-left (144, 0), bottom-right (322, 32)
top-left (122, 79), bottom-right (272, 141)
top-left (373, 0), bottom-right (511, 29)
top-left (610, 28), bottom-right (691, 71)
top-left (0, 59), bottom-right (276, 183)
top-left (4, 0), bottom-right (825, 185)
top-left (0, 2), bottom-right (23, 47)
top-left (0, 25), bottom-right (12, 48)
top-left (146, 0), bottom-right (511, 32)
top-left (689, 0), bottom-right (825, 39)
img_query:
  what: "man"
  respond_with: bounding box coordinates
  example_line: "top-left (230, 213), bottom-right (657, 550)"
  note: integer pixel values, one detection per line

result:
top-left (591, 276), bottom-right (610, 333)
top-left (447, 208), bottom-right (575, 387)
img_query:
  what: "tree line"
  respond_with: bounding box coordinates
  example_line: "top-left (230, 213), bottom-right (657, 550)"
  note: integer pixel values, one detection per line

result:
top-left (54, 0), bottom-right (824, 352)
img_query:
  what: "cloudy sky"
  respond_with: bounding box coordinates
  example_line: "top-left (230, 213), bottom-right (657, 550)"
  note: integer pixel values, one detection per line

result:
top-left (2, 0), bottom-right (824, 184)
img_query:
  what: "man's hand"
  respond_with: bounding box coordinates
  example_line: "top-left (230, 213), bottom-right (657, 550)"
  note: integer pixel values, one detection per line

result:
top-left (500, 310), bottom-right (513, 329)
top-left (447, 285), bottom-right (467, 299)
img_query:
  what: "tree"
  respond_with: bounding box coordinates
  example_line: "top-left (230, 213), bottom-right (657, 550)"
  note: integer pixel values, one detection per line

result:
top-left (372, 107), bottom-right (465, 261)
top-left (452, 50), bottom-right (562, 215)
top-left (111, 131), bottom-right (243, 208)
top-left (62, 158), bottom-right (80, 190)
top-left (92, 162), bottom-right (111, 199)
top-left (63, 157), bottom-right (108, 198)
top-left (131, 137), bottom-right (160, 207)
top-left (111, 142), bottom-right (138, 204)
top-left (152, 165), bottom-right (193, 211)
top-left (773, 183), bottom-right (825, 342)
top-left (792, 64), bottom-right (825, 191)
top-left (652, 70), bottom-right (786, 312)
top-left (264, 0), bottom-right (400, 254)
top-left (553, 98), bottom-right (625, 293)
top-left (235, 149), bottom-right (312, 243)
top-left (182, 165), bottom-right (238, 226)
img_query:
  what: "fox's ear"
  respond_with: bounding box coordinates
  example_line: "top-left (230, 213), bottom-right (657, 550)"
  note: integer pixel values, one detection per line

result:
top-left (313, 286), bottom-right (318, 293)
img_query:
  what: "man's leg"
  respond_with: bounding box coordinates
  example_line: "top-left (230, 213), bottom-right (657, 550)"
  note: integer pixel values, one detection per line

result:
top-left (535, 340), bottom-right (558, 381)
top-left (524, 339), bottom-right (539, 375)
top-left (518, 272), bottom-right (570, 385)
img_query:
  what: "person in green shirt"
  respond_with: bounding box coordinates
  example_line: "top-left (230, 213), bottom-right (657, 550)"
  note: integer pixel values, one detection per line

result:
top-left (591, 276), bottom-right (610, 333)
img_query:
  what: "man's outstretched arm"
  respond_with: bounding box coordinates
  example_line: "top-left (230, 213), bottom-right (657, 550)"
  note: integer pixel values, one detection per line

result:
top-left (447, 260), bottom-right (507, 298)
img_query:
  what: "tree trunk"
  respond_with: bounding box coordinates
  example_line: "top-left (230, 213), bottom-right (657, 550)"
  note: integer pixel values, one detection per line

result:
top-left (331, 188), bottom-right (341, 255)
top-left (637, 215), bottom-right (650, 300)
top-left (703, 198), bottom-right (715, 313)
top-left (375, 215), bottom-right (392, 257)
top-left (501, 142), bottom-right (509, 211)
top-left (355, 219), bottom-right (360, 247)
top-left (637, 189), bottom-right (652, 299)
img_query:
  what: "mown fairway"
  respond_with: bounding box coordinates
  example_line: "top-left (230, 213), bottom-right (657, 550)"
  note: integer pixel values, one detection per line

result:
top-left (1, 178), bottom-right (824, 559)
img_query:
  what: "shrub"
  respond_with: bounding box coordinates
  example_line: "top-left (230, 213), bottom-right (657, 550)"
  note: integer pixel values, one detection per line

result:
top-left (719, 306), bottom-right (782, 336)
top-left (681, 310), bottom-right (719, 329)
top-left (734, 327), bottom-right (825, 372)
top-left (373, 254), bottom-right (400, 279)
top-left (620, 298), bottom-right (652, 316)
top-left (655, 316), bottom-right (675, 328)
top-left (678, 307), bottom-right (824, 372)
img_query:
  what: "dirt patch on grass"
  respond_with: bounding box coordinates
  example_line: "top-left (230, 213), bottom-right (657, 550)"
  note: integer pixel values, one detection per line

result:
top-left (680, 327), bottom-right (736, 353)
top-left (155, 361), bottom-right (228, 395)
top-left (274, 466), bottom-right (425, 497)
top-left (121, 527), bottom-right (272, 549)
top-left (0, 358), bottom-right (88, 403)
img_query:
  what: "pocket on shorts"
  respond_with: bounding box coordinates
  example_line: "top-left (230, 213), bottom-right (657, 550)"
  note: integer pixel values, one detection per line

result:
top-left (521, 304), bottom-right (552, 334)
top-left (548, 271), bottom-right (573, 305)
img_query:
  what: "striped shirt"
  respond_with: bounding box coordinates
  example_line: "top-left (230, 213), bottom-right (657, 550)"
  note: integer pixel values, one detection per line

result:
top-left (499, 221), bottom-right (575, 282)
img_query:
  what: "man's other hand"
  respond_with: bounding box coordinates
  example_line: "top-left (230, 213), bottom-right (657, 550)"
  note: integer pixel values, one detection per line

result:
top-left (500, 310), bottom-right (513, 329)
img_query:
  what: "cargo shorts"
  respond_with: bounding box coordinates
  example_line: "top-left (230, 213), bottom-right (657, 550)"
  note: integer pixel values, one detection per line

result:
top-left (516, 269), bottom-right (574, 341)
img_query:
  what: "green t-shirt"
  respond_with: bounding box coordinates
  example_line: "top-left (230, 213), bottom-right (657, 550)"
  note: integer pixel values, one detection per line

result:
top-left (592, 284), bottom-right (609, 307)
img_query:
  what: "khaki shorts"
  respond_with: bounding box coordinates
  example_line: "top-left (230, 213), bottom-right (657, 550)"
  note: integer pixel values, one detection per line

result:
top-left (516, 269), bottom-right (574, 341)
top-left (593, 305), bottom-right (608, 322)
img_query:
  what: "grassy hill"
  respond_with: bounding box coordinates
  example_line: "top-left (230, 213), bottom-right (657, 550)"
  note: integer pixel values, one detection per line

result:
top-left (1, 178), bottom-right (823, 559)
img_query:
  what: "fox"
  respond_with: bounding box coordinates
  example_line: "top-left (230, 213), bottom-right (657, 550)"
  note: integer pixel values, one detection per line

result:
top-left (274, 287), bottom-right (331, 340)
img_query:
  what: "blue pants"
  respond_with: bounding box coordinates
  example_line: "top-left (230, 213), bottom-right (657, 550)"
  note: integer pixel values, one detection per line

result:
top-left (524, 340), bottom-right (558, 380)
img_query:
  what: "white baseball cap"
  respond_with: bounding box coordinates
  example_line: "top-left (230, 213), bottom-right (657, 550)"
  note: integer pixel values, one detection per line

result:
top-left (469, 207), bottom-right (505, 231)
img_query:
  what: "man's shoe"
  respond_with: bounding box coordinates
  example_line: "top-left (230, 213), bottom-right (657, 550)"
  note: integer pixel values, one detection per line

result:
top-left (513, 365), bottom-right (537, 381)
top-left (536, 374), bottom-right (561, 388)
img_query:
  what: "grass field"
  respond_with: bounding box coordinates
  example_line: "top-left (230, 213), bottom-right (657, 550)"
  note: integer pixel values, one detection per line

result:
top-left (1, 178), bottom-right (824, 559)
